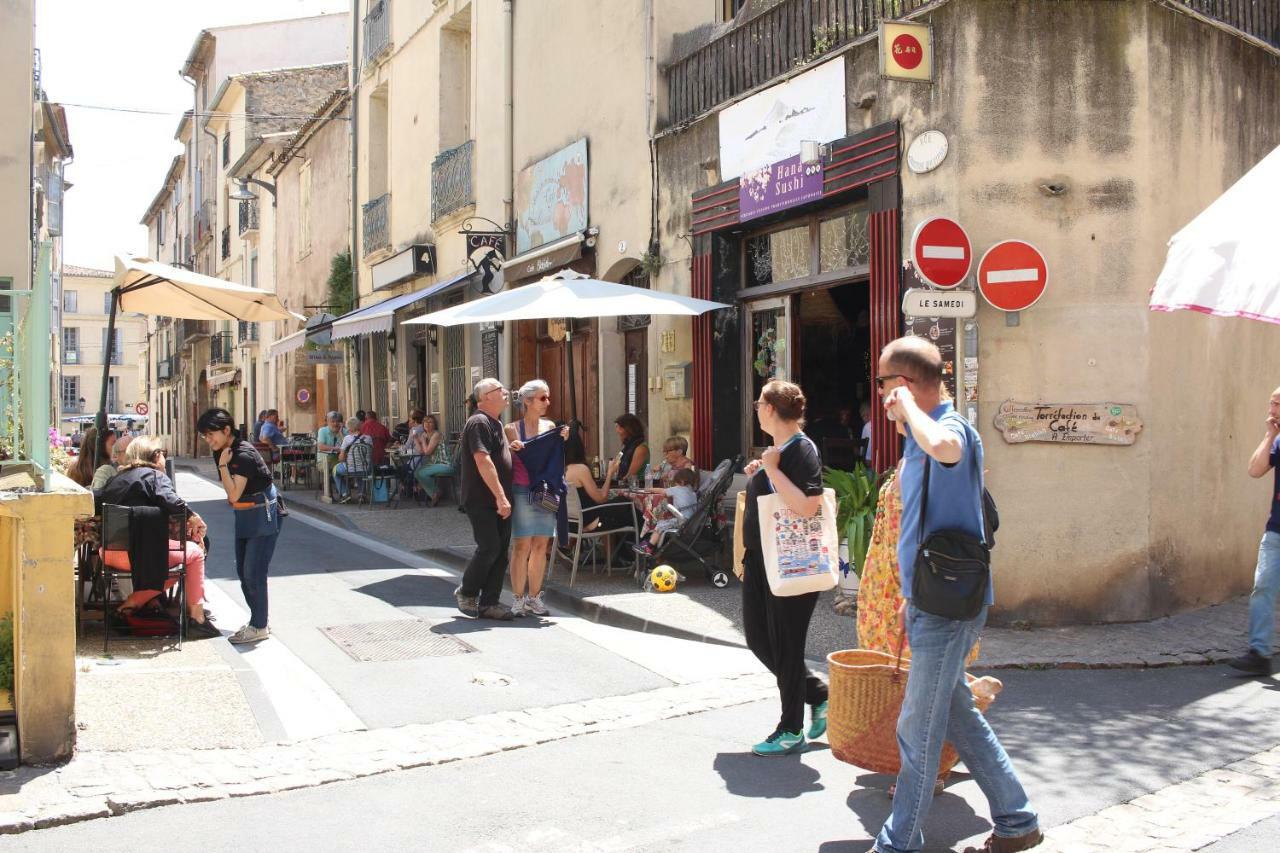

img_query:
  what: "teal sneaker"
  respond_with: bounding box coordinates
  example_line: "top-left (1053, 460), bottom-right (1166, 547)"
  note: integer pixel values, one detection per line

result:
top-left (752, 730), bottom-right (806, 756)
top-left (808, 701), bottom-right (829, 740)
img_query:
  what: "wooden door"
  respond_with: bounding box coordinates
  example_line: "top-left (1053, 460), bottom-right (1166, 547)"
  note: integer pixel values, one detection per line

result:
top-left (624, 328), bottom-right (647, 423)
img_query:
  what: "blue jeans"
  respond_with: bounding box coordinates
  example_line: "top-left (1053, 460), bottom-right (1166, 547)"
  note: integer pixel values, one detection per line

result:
top-left (234, 522), bottom-right (282, 629)
top-left (415, 462), bottom-right (454, 498)
top-left (1248, 531), bottom-right (1280, 655)
top-left (875, 604), bottom-right (1037, 853)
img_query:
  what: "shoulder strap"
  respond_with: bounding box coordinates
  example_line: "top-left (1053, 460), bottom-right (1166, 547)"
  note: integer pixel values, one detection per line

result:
top-left (917, 453), bottom-right (931, 536)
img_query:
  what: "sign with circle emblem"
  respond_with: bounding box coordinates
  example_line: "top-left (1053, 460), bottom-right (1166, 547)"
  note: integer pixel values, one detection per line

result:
top-left (134, 402), bottom-right (149, 416)
top-left (296, 388), bottom-right (311, 405)
top-left (977, 240), bottom-right (1049, 312)
top-left (910, 217), bottom-right (972, 289)
top-left (880, 21), bottom-right (933, 82)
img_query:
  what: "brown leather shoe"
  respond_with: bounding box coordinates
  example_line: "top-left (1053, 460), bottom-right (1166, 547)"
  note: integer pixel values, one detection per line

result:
top-left (964, 828), bottom-right (1043, 853)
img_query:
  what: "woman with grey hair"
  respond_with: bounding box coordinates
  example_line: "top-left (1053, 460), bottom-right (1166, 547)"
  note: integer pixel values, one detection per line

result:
top-left (505, 379), bottom-right (568, 616)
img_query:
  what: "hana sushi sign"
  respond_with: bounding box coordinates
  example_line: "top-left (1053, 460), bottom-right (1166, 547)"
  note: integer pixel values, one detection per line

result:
top-left (993, 401), bottom-right (1144, 446)
top-left (739, 155), bottom-right (824, 222)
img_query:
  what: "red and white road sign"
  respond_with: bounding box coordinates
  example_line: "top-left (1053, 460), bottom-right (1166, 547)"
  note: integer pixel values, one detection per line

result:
top-left (910, 217), bottom-right (972, 289)
top-left (977, 240), bottom-right (1048, 311)
top-left (134, 403), bottom-right (148, 416)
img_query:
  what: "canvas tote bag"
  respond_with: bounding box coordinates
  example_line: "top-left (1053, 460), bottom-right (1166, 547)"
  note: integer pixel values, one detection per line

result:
top-left (756, 434), bottom-right (840, 597)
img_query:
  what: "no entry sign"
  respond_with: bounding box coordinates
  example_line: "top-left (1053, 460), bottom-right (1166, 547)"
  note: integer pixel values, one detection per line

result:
top-left (910, 218), bottom-right (971, 289)
top-left (977, 240), bottom-right (1049, 311)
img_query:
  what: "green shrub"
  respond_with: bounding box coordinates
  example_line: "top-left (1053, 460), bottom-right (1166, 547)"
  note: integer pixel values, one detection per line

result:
top-left (0, 613), bottom-right (14, 698)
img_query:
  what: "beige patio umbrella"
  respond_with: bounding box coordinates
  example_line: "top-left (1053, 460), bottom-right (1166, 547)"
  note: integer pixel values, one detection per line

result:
top-left (95, 256), bottom-right (301, 441)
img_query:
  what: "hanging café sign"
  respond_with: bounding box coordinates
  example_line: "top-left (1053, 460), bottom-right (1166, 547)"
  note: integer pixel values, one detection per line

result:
top-left (993, 401), bottom-right (1144, 446)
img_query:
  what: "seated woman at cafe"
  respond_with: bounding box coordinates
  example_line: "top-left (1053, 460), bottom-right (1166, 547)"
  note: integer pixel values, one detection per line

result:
top-left (96, 436), bottom-right (218, 639)
top-left (333, 417), bottom-right (370, 500)
top-left (402, 409), bottom-right (427, 456)
top-left (68, 427), bottom-right (116, 489)
top-left (654, 435), bottom-right (697, 486)
top-left (613, 413), bottom-right (649, 483)
top-left (563, 433), bottom-right (633, 532)
top-left (414, 414), bottom-right (454, 506)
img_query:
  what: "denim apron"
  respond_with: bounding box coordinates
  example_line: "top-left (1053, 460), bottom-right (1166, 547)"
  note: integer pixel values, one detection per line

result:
top-left (232, 484), bottom-right (281, 539)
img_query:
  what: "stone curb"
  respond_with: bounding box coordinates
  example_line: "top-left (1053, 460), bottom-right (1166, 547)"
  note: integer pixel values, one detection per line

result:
top-left (0, 673), bottom-right (776, 835)
top-left (172, 461), bottom-right (1255, 673)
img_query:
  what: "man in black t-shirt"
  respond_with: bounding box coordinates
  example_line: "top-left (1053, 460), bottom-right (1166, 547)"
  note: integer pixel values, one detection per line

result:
top-left (1230, 386), bottom-right (1280, 676)
top-left (455, 377), bottom-right (516, 620)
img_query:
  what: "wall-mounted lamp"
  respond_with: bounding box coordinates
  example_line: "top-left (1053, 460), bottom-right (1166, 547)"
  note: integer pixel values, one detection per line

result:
top-left (229, 177), bottom-right (277, 205)
top-left (427, 326), bottom-right (438, 348)
top-left (387, 329), bottom-right (397, 355)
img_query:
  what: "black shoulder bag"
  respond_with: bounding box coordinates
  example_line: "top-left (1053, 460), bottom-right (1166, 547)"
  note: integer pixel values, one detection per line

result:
top-left (911, 453), bottom-right (991, 621)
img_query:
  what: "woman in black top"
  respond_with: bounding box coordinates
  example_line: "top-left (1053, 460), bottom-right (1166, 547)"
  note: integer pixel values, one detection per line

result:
top-left (197, 407), bottom-right (281, 646)
top-left (563, 434), bottom-right (633, 531)
top-left (741, 379), bottom-right (829, 756)
top-left (614, 413), bottom-right (649, 483)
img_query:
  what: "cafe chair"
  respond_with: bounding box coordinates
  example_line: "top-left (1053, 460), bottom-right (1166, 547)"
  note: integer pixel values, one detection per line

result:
top-left (98, 504), bottom-right (191, 652)
top-left (554, 488), bottom-right (640, 588)
top-left (341, 440), bottom-right (374, 504)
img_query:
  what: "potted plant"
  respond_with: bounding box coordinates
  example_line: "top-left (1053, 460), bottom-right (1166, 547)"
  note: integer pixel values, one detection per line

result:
top-left (823, 463), bottom-right (883, 598)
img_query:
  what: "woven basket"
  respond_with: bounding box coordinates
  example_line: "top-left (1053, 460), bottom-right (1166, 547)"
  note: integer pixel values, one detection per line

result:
top-left (826, 648), bottom-right (994, 776)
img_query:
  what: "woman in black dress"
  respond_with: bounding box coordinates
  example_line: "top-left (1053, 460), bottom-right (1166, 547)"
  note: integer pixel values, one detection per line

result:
top-left (197, 407), bottom-right (282, 645)
top-left (740, 379), bottom-right (829, 756)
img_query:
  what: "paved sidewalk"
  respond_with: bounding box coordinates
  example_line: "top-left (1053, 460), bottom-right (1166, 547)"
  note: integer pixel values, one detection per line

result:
top-left (188, 455), bottom-right (1273, 673)
top-left (0, 672), bottom-right (776, 834)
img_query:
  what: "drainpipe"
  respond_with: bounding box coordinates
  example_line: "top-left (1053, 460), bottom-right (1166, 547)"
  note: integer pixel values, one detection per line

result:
top-left (349, 0), bottom-right (361, 407)
top-left (503, 0), bottom-right (514, 233)
top-left (179, 69), bottom-right (197, 455)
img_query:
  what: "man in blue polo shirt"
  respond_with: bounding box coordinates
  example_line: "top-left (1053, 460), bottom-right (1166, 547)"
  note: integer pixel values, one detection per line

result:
top-left (1229, 385), bottom-right (1280, 676)
top-left (871, 336), bottom-right (1039, 853)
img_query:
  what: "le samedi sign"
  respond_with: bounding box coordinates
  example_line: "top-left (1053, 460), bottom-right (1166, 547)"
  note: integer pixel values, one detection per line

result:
top-left (739, 155), bottom-right (823, 222)
top-left (993, 401), bottom-right (1144, 446)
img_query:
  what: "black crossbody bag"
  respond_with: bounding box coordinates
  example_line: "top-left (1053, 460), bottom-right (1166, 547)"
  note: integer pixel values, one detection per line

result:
top-left (911, 446), bottom-right (992, 621)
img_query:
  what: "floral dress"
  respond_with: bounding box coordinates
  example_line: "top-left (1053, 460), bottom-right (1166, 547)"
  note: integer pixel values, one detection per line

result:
top-left (856, 469), bottom-right (979, 665)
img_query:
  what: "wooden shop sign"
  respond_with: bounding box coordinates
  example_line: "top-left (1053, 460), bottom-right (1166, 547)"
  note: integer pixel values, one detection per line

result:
top-left (993, 401), bottom-right (1143, 446)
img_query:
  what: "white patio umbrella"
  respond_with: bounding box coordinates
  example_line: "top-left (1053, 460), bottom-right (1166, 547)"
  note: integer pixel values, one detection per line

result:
top-left (403, 270), bottom-right (730, 426)
top-left (1150, 144), bottom-right (1280, 325)
top-left (93, 256), bottom-right (301, 452)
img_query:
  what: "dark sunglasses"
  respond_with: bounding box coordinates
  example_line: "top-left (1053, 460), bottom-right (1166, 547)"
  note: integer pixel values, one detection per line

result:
top-left (875, 374), bottom-right (910, 389)
top-left (536, 395), bottom-right (551, 402)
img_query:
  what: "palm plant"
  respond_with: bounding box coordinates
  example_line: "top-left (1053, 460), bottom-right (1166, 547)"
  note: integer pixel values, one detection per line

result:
top-left (823, 462), bottom-right (884, 578)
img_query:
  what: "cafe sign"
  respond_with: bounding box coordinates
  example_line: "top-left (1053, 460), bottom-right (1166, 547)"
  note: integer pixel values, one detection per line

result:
top-left (739, 154), bottom-right (824, 222)
top-left (993, 401), bottom-right (1144, 446)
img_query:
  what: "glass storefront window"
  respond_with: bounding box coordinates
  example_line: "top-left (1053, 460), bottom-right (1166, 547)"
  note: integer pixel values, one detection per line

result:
top-left (819, 202), bottom-right (870, 273)
top-left (744, 225), bottom-right (809, 288)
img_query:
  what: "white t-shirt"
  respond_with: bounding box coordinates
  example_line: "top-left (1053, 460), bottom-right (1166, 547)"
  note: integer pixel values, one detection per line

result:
top-left (861, 421), bottom-right (873, 462)
top-left (667, 484), bottom-right (698, 513)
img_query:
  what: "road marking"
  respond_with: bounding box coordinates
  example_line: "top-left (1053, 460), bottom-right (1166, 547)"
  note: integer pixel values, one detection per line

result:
top-left (203, 576), bottom-right (366, 741)
top-left (985, 267), bottom-right (1039, 284)
top-left (922, 244), bottom-right (965, 259)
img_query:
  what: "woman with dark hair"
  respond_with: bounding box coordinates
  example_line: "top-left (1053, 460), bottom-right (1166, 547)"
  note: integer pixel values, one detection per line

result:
top-left (563, 433), bottom-right (632, 531)
top-left (740, 379), bottom-right (829, 756)
top-left (68, 426), bottom-right (116, 488)
top-left (197, 407), bottom-right (282, 645)
top-left (613, 413), bottom-right (649, 482)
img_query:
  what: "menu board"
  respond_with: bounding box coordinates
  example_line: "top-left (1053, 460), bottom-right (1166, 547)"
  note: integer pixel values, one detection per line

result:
top-left (481, 329), bottom-right (500, 381)
top-left (903, 315), bottom-right (957, 402)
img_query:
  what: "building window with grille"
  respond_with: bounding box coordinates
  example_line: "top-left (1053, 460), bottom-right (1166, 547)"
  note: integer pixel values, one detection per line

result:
top-left (63, 289), bottom-right (77, 313)
top-left (61, 375), bottom-right (79, 412)
top-left (222, 133), bottom-right (230, 167)
top-left (103, 291), bottom-right (113, 314)
top-left (101, 327), bottom-right (123, 365)
top-left (62, 326), bottom-right (79, 363)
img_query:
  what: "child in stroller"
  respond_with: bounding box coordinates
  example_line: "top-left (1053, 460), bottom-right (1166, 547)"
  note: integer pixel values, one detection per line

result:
top-left (632, 467), bottom-right (700, 556)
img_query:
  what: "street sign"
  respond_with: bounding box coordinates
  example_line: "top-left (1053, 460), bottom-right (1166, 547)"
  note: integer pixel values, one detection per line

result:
top-left (880, 21), bottom-right (933, 82)
top-left (296, 388), bottom-right (311, 405)
top-left (977, 240), bottom-right (1049, 311)
top-left (306, 348), bottom-right (345, 365)
top-left (133, 402), bottom-right (149, 416)
top-left (902, 288), bottom-right (977, 318)
top-left (910, 217), bottom-right (971, 289)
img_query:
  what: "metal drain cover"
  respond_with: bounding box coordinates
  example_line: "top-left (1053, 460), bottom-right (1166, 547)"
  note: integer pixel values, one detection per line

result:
top-left (319, 620), bottom-right (475, 662)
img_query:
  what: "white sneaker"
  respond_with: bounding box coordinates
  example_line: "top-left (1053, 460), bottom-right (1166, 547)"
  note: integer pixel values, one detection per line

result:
top-left (510, 595), bottom-right (528, 617)
top-left (228, 624), bottom-right (270, 644)
top-left (526, 591), bottom-right (550, 617)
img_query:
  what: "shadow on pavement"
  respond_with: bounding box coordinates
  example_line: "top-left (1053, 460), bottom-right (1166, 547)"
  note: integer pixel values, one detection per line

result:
top-left (844, 784), bottom-right (991, 852)
top-left (712, 751), bottom-right (825, 798)
top-left (352, 573), bottom-right (457, 608)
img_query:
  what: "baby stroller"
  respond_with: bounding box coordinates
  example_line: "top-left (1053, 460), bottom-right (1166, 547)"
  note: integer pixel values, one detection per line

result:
top-left (634, 455), bottom-right (742, 589)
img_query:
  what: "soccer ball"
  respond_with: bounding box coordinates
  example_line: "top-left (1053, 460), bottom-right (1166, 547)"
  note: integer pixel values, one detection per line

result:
top-left (649, 564), bottom-right (678, 593)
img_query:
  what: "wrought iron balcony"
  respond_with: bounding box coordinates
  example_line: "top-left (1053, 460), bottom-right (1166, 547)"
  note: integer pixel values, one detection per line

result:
top-left (178, 319), bottom-right (211, 345)
top-left (238, 320), bottom-right (259, 345)
top-left (238, 198), bottom-right (259, 236)
top-left (666, 0), bottom-right (932, 126)
top-left (209, 331), bottom-right (235, 366)
top-left (363, 192), bottom-right (391, 256)
top-left (432, 139), bottom-right (475, 222)
top-left (363, 0), bottom-right (392, 68)
top-left (221, 226), bottom-right (231, 260)
top-left (62, 346), bottom-right (79, 365)
top-left (62, 400), bottom-right (84, 415)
